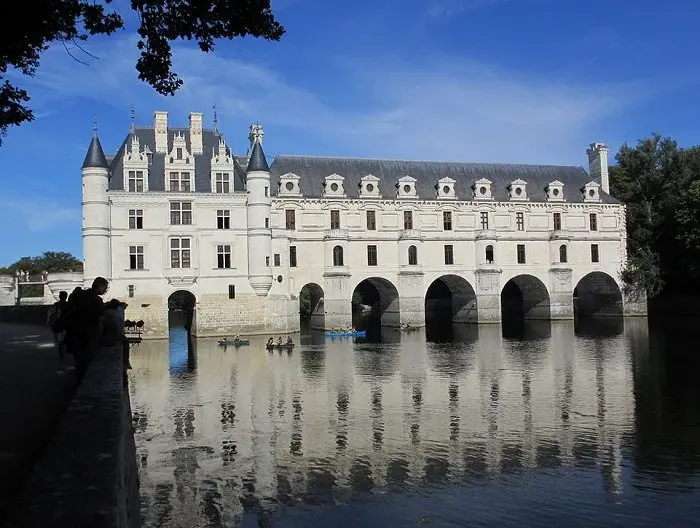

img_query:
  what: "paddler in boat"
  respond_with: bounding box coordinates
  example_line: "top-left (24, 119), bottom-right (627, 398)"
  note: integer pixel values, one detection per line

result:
top-left (267, 337), bottom-right (274, 347)
top-left (286, 336), bottom-right (293, 346)
top-left (277, 337), bottom-right (283, 347)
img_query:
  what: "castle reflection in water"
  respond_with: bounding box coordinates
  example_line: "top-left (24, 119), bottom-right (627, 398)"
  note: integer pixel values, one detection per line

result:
top-left (127, 318), bottom-right (696, 527)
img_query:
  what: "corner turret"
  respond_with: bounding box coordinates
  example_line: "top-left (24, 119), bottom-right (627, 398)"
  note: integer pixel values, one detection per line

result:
top-left (245, 123), bottom-right (273, 297)
top-left (81, 121), bottom-right (111, 285)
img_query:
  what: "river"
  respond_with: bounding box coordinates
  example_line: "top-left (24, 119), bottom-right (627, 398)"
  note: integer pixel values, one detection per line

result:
top-left (128, 317), bottom-right (700, 527)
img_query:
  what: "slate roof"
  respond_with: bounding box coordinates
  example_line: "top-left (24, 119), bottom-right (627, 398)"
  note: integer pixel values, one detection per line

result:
top-left (82, 136), bottom-right (109, 169)
top-left (107, 127), bottom-right (247, 192)
top-left (269, 156), bottom-right (618, 203)
top-left (247, 141), bottom-right (270, 172)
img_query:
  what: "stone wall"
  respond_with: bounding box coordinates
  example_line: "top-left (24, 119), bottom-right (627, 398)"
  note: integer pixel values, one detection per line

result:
top-left (6, 345), bottom-right (140, 528)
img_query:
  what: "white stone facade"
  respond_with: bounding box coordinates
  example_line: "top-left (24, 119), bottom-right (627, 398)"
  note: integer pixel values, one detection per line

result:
top-left (74, 111), bottom-right (645, 338)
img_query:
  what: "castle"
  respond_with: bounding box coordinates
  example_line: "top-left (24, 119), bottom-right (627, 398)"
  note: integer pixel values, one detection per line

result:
top-left (4, 110), bottom-right (646, 337)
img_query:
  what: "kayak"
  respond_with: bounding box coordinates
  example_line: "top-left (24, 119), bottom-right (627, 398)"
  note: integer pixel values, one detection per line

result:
top-left (324, 330), bottom-right (366, 337)
top-left (218, 339), bottom-right (250, 347)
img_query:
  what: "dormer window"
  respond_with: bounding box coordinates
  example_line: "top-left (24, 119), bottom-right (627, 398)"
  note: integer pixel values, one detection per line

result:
top-left (582, 181), bottom-right (601, 202)
top-left (166, 132), bottom-right (195, 192)
top-left (508, 179), bottom-right (528, 201)
top-left (436, 177), bottom-right (456, 200)
top-left (210, 137), bottom-right (234, 193)
top-left (123, 134), bottom-right (149, 192)
top-left (279, 172), bottom-right (302, 197)
top-left (473, 178), bottom-right (493, 200)
top-left (359, 174), bottom-right (381, 198)
top-left (396, 176), bottom-right (418, 199)
top-left (323, 174), bottom-right (345, 197)
top-left (546, 180), bottom-right (565, 202)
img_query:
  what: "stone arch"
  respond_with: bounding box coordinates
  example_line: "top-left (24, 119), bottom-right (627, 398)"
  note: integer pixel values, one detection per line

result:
top-left (574, 272), bottom-right (623, 317)
top-left (168, 290), bottom-right (196, 332)
top-left (425, 274), bottom-right (477, 325)
top-left (299, 282), bottom-right (325, 330)
top-left (500, 275), bottom-right (550, 321)
top-left (351, 277), bottom-right (400, 329)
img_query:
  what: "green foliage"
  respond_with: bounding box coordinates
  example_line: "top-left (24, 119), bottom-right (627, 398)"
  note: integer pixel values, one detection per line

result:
top-left (0, 0), bottom-right (284, 144)
top-left (0, 251), bottom-right (83, 275)
top-left (18, 283), bottom-right (45, 298)
top-left (611, 135), bottom-right (700, 297)
top-left (299, 287), bottom-right (312, 320)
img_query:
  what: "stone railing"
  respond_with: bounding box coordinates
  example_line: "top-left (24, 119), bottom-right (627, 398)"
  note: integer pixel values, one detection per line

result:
top-left (6, 345), bottom-right (140, 528)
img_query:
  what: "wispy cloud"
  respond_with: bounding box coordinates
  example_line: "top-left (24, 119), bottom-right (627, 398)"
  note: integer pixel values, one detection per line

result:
top-left (14, 33), bottom-right (659, 164)
top-left (0, 197), bottom-right (80, 232)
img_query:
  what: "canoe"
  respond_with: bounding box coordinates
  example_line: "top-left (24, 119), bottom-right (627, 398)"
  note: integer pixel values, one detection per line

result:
top-left (266, 343), bottom-right (295, 350)
top-left (324, 330), bottom-right (366, 337)
top-left (401, 326), bottom-right (419, 332)
top-left (218, 339), bottom-right (250, 346)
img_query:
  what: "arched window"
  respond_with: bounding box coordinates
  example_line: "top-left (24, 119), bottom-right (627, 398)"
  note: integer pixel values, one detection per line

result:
top-left (333, 245), bottom-right (344, 266)
top-left (559, 244), bottom-right (567, 263)
top-left (408, 245), bottom-right (418, 265)
top-left (485, 245), bottom-right (494, 264)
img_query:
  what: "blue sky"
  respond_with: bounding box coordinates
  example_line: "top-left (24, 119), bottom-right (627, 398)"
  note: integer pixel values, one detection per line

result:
top-left (1, 0), bottom-right (699, 266)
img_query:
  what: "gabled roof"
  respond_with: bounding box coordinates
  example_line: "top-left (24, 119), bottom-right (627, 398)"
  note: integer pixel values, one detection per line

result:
top-left (269, 155), bottom-right (618, 203)
top-left (107, 127), bottom-right (247, 192)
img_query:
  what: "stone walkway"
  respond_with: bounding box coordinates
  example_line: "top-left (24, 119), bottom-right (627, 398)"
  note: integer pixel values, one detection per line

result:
top-left (0, 323), bottom-right (77, 525)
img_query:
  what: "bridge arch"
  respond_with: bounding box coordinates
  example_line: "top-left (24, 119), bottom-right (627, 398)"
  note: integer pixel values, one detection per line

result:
top-left (425, 274), bottom-right (477, 325)
top-left (574, 272), bottom-right (623, 317)
top-left (299, 282), bottom-right (325, 329)
top-left (351, 277), bottom-right (400, 329)
top-left (500, 274), bottom-right (550, 321)
top-left (168, 290), bottom-right (196, 332)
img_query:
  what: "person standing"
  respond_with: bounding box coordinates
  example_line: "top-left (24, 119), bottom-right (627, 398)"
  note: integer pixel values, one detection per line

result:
top-left (69, 277), bottom-right (109, 383)
top-left (47, 290), bottom-right (69, 364)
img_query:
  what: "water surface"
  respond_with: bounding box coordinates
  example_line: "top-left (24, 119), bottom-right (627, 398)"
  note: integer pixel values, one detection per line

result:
top-left (129, 318), bottom-right (700, 527)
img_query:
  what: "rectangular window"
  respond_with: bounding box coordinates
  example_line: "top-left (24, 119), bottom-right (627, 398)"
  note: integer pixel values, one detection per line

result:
top-left (444, 245), bottom-right (454, 265)
top-left (217, 244), bottom-right (231, 269)
top-left (330, 210), bottom-right (340, 229)
top-left (170, 238), bottom-right (191, 268)
top-left (228, 285), bottom-right (235, 299)
top-left (128, 285), bottom-right (135, 298)
top-left (285, 210), bottom-right (296, 230)
top-left (274, 253), bottom-right (280, 267)
top-left (265, 256), bottom-right (270, 266)
top-left (517, 244), bottom-right (526, 264)
top-left (589, 213), bottom-right (598, 231)
top-left (176, 148), bottom-right (183, 160)
top-left (128, 245), bottom-right (144, 270)
top-left (367, 245), bottom-right (378, 266)
top-left (480, 211), bottom-right (489, 230)
top-left (216, 209), bottom-right (230, 229)
top-left (215, 173), bottom-right (230, 193)
top-left (169, 172), bottom-right (191, 192)
top-left (289, 246), bottom-right (297, 268)
top-left (264, 186), bottom-right (269, 197)
top-left (170, 202), bottom-right (192, 225)
top-left (403, 211), bottom-right (413, 230)
top-left (516, 212), bottom-right (524, 231)
top-left (591, 244), bottom-right (600, 263)
top-left (265, 218), bottom-right (269, 229)
top-left (127, 170), bottom-right (144, 192)
top-left (128, 209), bottom-right (143, 229)
top-left (366, 210), bottom-right (376, 230)
top-left (553, 212), bottom-right (562, 231)
top-left (443, 211), bottom-right (452, 231)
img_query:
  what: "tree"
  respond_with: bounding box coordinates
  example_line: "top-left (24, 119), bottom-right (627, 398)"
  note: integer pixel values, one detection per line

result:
top-left (0, 251), bottom-right (83, 275)
top-left (0, 0), bottom-right (284, 145)
top-left (611, 134), bottom-right (700, 298)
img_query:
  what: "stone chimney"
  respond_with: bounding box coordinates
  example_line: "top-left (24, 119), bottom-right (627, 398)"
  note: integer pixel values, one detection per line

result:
top-left (189, 112), bottom-right (203, 155)
top-left (154, 111), bottom-right (168, 153)
top-left (587, 142), bottom-right (609, 195)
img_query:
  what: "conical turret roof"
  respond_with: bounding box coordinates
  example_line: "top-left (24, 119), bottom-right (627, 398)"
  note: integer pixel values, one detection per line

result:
top-left (247, 141), bottom-right (270, 172)
top-left (82, 135), bottom-right (109, 169)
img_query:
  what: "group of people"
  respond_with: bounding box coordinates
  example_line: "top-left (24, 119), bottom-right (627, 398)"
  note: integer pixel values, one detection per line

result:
top-left (266, 336), bottom-right (294, 347)
top-left (47, 276), bottom-right (131, 382)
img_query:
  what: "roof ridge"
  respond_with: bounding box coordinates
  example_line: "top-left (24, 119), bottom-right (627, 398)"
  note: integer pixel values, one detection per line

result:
top-left (272, 153), bottom-right (583, 169)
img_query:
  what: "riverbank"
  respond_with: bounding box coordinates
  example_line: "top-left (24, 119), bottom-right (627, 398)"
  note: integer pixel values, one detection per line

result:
top-left (0, 323), bottom-right (77, 525)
